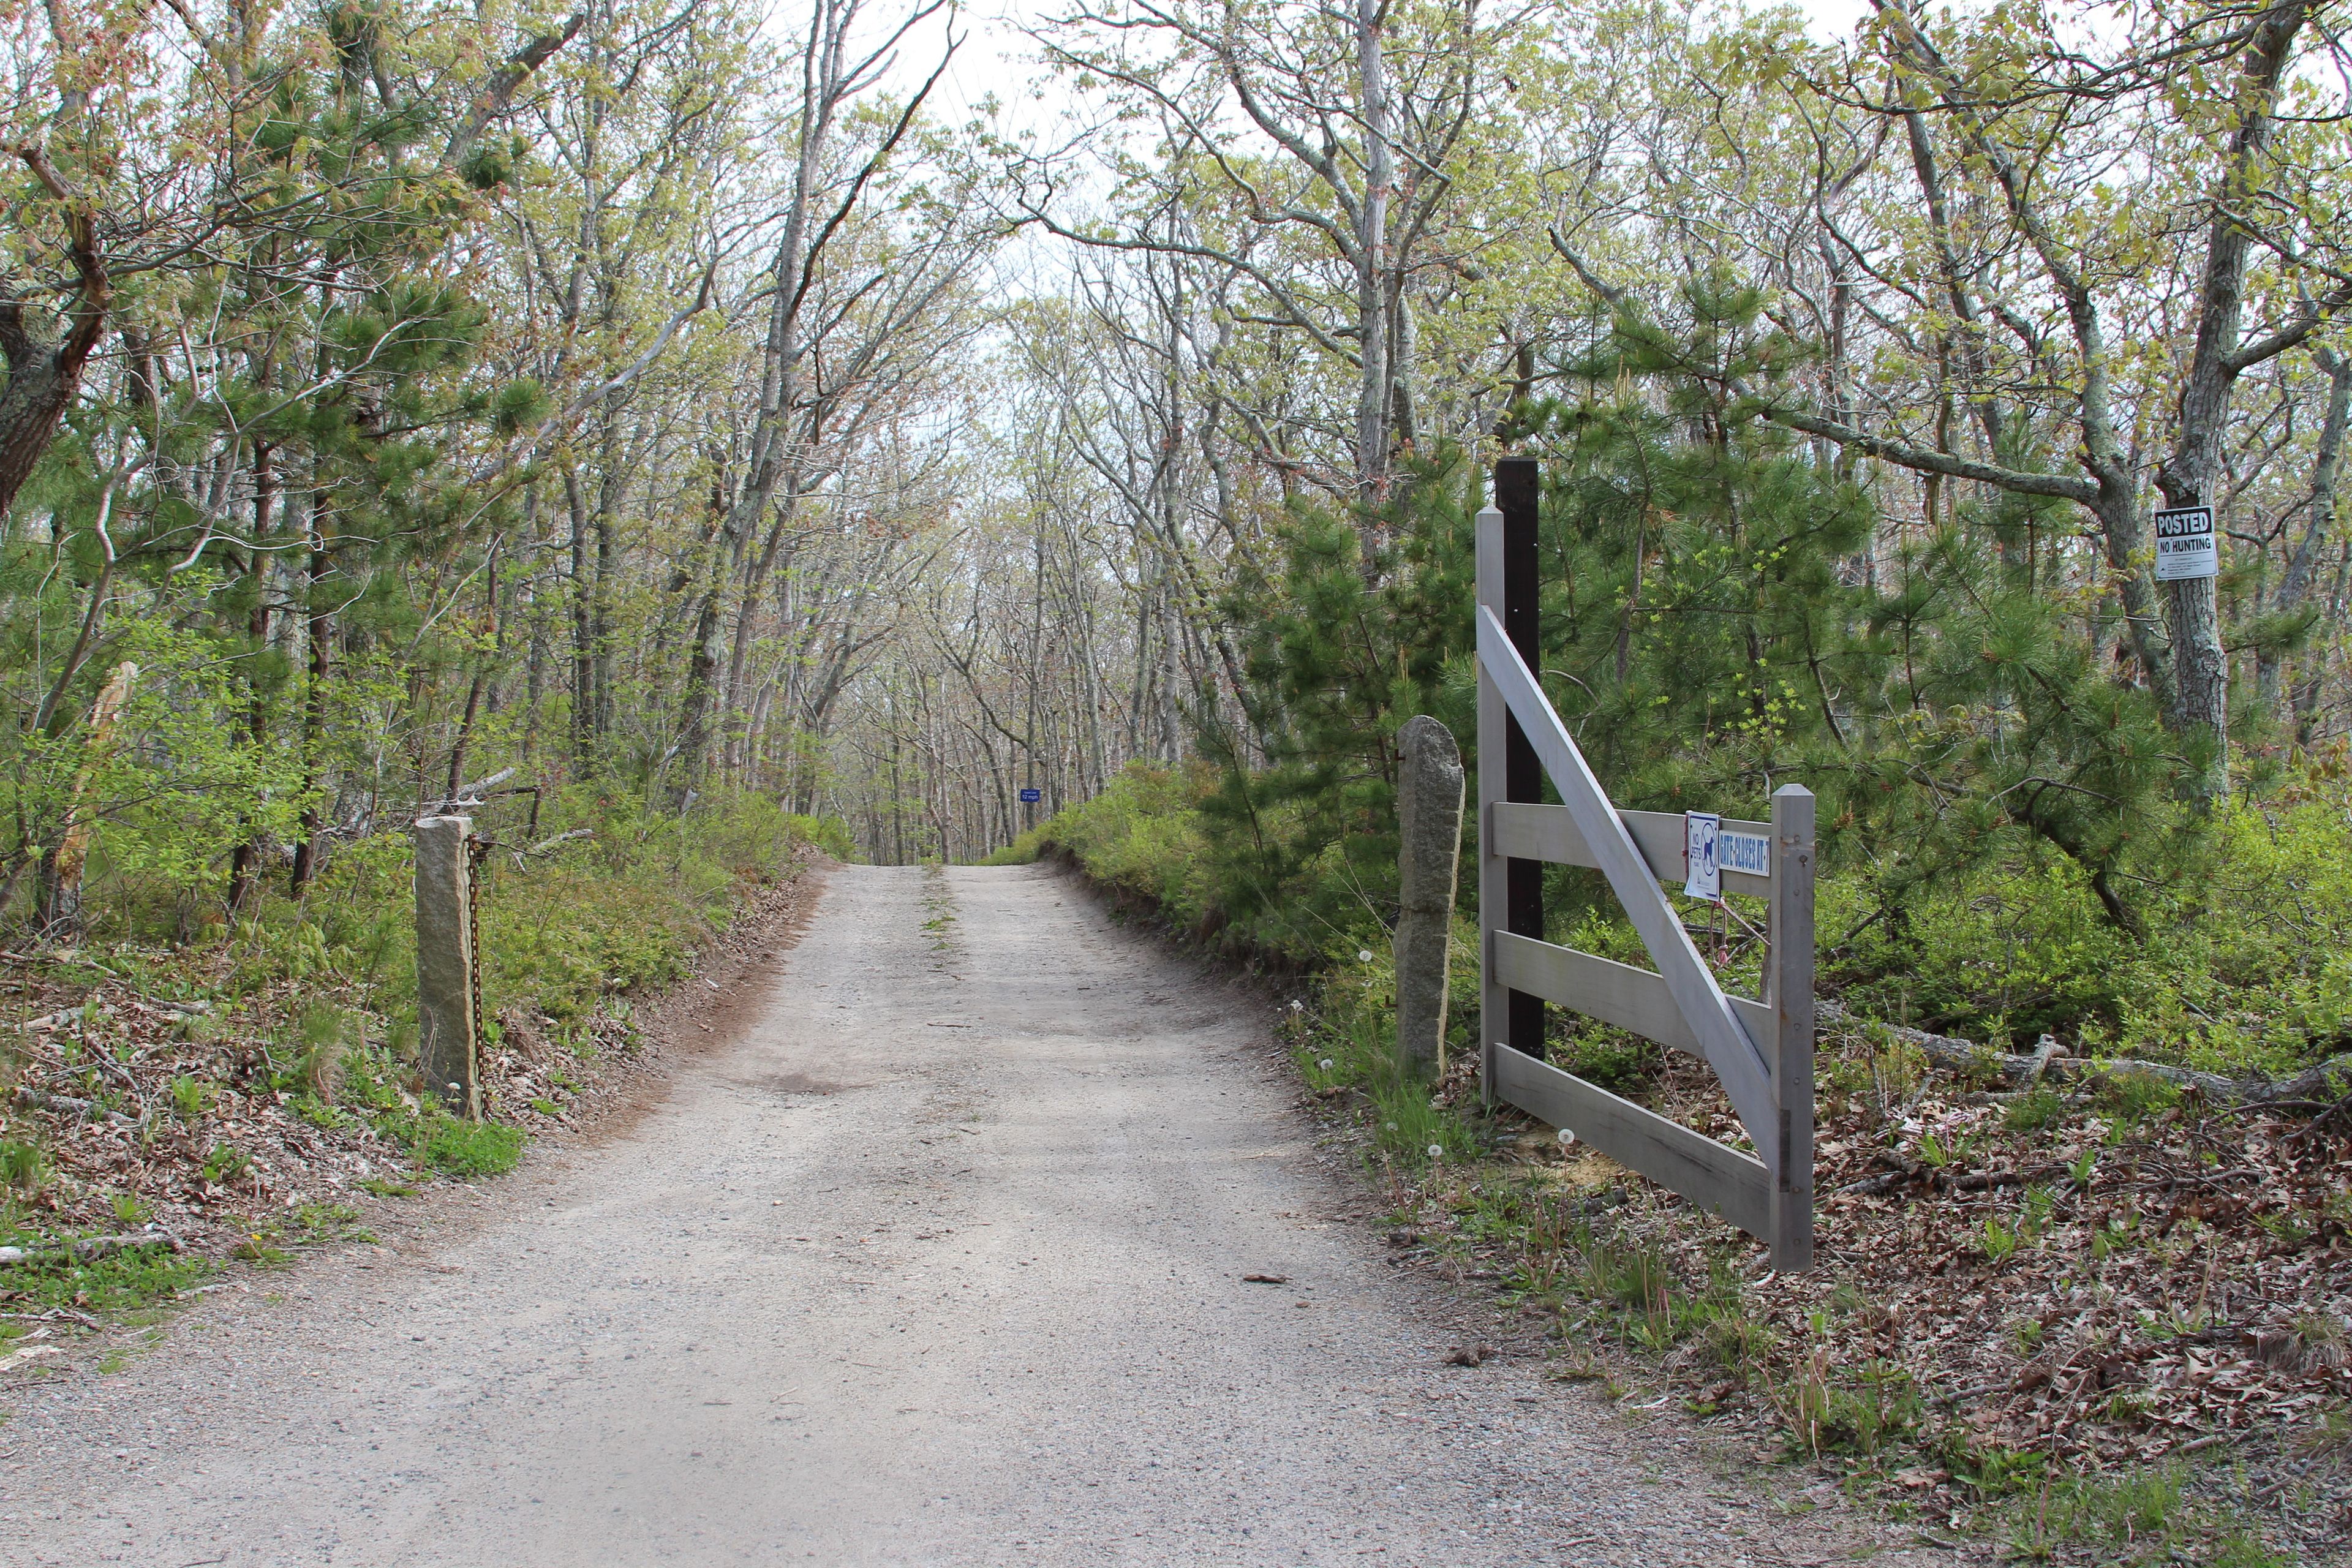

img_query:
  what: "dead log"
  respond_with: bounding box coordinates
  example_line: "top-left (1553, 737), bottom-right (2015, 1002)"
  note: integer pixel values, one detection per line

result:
top-left (11, 1085), bottom-right (137, 1126)
top-left (1817, 1000), bottom-right (2352, 1109)
top-left (0, 1231), bottom-right (181, 1265)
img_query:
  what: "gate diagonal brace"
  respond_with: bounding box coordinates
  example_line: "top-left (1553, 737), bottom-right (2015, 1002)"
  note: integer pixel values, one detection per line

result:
top-left (1474, 604), bottom-right (1777, 1158)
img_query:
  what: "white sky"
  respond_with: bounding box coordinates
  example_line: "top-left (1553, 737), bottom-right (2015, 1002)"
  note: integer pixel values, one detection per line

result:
top-left (870, 0), bottom-right (1883, 135)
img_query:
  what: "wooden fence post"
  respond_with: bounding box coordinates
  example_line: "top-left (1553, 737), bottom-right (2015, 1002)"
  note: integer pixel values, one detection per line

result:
top-left (1496, 458), bottom-right (1545, 1063)
top-left (1476, 502), bottom-right (1504, 1104)
top-left (413, 815), bottom-right (479, 1118)
top-left (1395, 715), bottom-right (1464, 1077)
top-left (1768, 785), bottom-right (1817, 1270)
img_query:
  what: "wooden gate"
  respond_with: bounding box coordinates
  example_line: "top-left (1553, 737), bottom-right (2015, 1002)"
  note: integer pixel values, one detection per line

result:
top-left (1474, 458), bottom-right (1815, 1270)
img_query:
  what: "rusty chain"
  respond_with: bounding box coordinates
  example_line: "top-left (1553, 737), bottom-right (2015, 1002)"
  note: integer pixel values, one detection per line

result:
top-left (466, 832), bottom-right (492, 1112)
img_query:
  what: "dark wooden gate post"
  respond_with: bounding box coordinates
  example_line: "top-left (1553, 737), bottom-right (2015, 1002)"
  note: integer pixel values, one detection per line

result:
top-left (1497, 458), bottom-right (1545, 1061)
top-left (1478, 458), bottom-right (1547, 1103)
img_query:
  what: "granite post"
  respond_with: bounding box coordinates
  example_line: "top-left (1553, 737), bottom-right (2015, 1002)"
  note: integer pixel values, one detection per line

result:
top-left (413, 815), bottom-right (479, 1117)
top-left (1394, 715), bottom-right (1465, 1076)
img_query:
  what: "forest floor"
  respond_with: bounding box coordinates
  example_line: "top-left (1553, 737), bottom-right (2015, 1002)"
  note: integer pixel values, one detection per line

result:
top-left (1, 863), bottom-right (1965, 1566)
top-left (1305, 1038), bottom-right (2348, 1568)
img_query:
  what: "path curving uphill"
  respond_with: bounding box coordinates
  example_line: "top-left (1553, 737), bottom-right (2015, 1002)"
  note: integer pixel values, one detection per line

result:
top-left (2, 865), bottom-right (1948, 1566)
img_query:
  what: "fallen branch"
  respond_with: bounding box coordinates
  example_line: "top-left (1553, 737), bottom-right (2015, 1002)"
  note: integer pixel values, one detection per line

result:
top-left (0, 1305), bottom-right (102, 1327)
top-left (0, 1231), bottom-right (181, 1265)
top-left (523, 828), bottom-right (594, 856)
top-left (1835, 1158), bottom-right (2068, 1199)
top-left (1818, 1000), bottom-right (2352, 1108)
top-left (12, 1085), bottom-right (138, 1126)
top-left (1818, 1001), bottom-right (2055, 1085)
top-left (131, 995), bottom-right (209, 1017)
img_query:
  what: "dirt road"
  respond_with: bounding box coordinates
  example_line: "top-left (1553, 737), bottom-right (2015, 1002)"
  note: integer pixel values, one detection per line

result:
top-left (2, 865), bottom-right (1944, 1566)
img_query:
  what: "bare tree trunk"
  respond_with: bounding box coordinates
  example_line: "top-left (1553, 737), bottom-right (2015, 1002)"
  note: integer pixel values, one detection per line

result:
top-left (37, 662), bottom-right (137, 937)
top-left (0, 154), bottom-right (110, 521)
top-left (289, 496), bottom-right (333, 896)
top-left (1352, 0), bottom-right (1391, 511)
top-left (2267, 347), bottom-right (2350, 726)
top-left (227, 442), bottom-right (275, 911)
top-left (2313, 540), bottom-right (2352, 741)
top-left (445, 537), bottom-right (501, 799)
top-left (564, 463), bottom-right (598, 774)
top-left (2152, 0), bottom-right (2312, 798)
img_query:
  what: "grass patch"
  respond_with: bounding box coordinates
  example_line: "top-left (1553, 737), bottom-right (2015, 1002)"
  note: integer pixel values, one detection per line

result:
top-left (1999, 1464), bottom-right (2291, 1566)
top-left (1284, 948), bottom-right (1480, 1173)
top-left (920, 862), bottom-right (957, 951)
top-left (0, 1234), bottom-right (213, 1312)
top-left (355, 1177), bottom-right (417, 1197)
top-left (228, 1234), bottom-right (290, 1265)
top-left (415, 1115), bottom-right (525, 1178)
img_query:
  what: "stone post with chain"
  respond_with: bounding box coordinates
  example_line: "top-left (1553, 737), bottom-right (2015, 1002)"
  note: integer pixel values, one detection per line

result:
top-left (1394, 715), bottom-right (1466, 1077)
top-left (413, 815), bottom-right (480, 1117)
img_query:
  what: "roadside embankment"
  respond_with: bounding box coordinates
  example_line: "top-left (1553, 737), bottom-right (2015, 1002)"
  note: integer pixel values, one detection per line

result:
top-left (0, 793), bottom-right (840, 1329)
top-left (1005, 761), bottom-right (2351, 1567)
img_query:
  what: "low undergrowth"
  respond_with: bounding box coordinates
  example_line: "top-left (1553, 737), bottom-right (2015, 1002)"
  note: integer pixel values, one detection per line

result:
top-left (1, 788), bottom-right (841, 1332)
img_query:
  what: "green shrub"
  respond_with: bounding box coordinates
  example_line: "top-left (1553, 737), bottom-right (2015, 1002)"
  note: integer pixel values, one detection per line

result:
top-left (1555, 1022), bottom-right (1659, 1096)
top-left (2098, 1069), bottom-right (2182, 1123)
top-left (1039, 763), bottom-right (1222, 930)
top-left (1824, 786), bottom-right (2352, 1074)
top-left (979, 827), bottom-right (1046, 865)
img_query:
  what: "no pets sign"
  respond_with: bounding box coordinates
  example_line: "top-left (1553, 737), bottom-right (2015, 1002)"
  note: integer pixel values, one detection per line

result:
top-left (2153, 505), bottom-right (2217, 582)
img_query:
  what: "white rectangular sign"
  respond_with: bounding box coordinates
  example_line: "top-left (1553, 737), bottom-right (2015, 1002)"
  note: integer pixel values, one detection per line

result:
top-left (1683, 812), bottom-right (1720, 900)
top-left (2153, 505), bottom-right (2217, 582)
top-left (1720, 829), bottom-right (1771, 879)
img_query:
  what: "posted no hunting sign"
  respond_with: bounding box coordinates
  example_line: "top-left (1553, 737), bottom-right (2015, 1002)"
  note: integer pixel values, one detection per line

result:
top-left (2154, 505), bottom-right (2218, 582)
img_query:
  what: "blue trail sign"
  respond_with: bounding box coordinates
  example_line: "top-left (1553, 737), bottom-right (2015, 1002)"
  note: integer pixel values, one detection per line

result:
top-left (1019, 788), bottom-right (1042, 803)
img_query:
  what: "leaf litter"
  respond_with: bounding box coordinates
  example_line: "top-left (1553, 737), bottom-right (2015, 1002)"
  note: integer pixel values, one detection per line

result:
top-left (1310, 1015), bottom-right (2350, 1562)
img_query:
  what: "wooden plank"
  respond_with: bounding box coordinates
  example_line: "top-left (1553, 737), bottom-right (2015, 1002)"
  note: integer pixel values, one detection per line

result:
top-left (1767, 785), bottom-right (1817, 1271)
top-left (1490, 1046), bottom-right (1772, 1242)
top-left (1489, 802), bottom-right (1771, 897)
top-left (1475, 505), bottom-right (1509, 1105)
top-left (1490, 931), bottom-right (1776, 1059)
top-left (1476, 606), bottom-right (1779, 1161)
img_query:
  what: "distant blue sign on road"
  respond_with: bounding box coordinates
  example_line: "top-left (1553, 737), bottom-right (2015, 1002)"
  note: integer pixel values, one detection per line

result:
top-left (1019, 788), bottom-right (1042, 803)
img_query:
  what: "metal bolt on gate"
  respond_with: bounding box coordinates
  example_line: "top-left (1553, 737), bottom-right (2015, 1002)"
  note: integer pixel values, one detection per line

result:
top-left (1475, 456), bottom-right (1816, 1270)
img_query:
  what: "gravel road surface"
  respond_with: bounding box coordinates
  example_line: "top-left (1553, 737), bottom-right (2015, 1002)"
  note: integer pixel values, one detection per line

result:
top-left (2, 864), bottom-right (1952, 1566)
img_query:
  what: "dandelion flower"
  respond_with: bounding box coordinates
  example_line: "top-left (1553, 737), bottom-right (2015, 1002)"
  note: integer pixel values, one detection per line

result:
top-left (1357, 949), bottom-right (1374, 963)
top-left (1427, 1145), bottom-right (1444, 1160)
top-left (1318, 1058), bottom-right (1335, 1071)
top-left (1558, 1128), bottom-right (1577, 1148)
